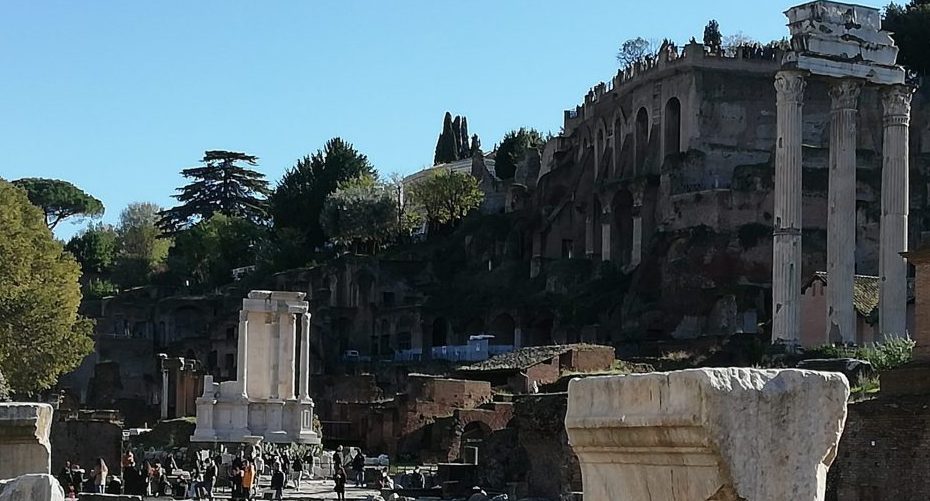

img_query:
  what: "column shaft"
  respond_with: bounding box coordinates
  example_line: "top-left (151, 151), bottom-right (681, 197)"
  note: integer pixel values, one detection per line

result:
top-left (236, 310), bottom-right (249, 398)
top-left (585, 215), bottom-right (594, 258)
top-left (879, 85), bottom-right (914, 338)
top-left (299, 312), bottom-right (311, 400)
top-left (772, 71), bottom-right (806, 346)
top-left (601, 220), bottom-right (612, 262)
top-left (826, 79), bottom-right (862, 344)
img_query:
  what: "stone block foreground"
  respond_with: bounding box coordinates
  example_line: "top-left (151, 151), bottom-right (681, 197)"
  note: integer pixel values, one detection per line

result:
top-left (0, 403), bottom-right (53, 479)
top-left (565, 368), bottom-right (849, 501)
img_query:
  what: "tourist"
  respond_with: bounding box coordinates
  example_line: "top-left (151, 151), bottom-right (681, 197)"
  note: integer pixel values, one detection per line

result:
top-left (229, 461), bottom-right (243, 501)
top-left (332, 445), bottom-right (344, 475)
top-left (270, 462), bottom-right (285, 501)
top-left (90, 458), bottom-right (108, 494)
top-left (292, 455), bottom-right (304, 489)
top-left (378, 469), bottom-right (394, 490)
top-left (333, 466), bottom-right (347, 501)
top-left (351, 449), bottom-right (365, 487)
top-left (254, 452), bottom-right (265, 477)
top-left (200, 456), bottom-right (217, 501)
top-left (409, 466), bottom-right (426, 489)
top-left (166, 453), bottom-right (178, 476)
top-left (58, 461), bottom-right (73, 493)
top-left (150, 462), bottom-right (167, 496)
top-left (467, 486), bottom-right (489, 501)
top-left (241, 459), bottom-right (255, 500)
top-left (281, 450), bottom-right (291, 488)
top-left (121, 451), bottom-right (134, 469)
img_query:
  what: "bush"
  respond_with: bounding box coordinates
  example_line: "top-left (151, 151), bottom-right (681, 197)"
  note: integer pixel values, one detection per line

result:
top-left (805, 336), bottom-right (915, 371)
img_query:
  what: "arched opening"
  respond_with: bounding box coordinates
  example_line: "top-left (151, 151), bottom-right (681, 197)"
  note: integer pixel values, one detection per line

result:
top-left (525, 315), bottom-right (554, 347)
top-left (612, 190), bottom-right (634, 266)
top-left (664, 97), bottom-right (681, 158)
top-left (432, 317), bottom-right (451, 347)
top-left (460, 421), bottom-right (492, 461)
top-left (489, 314), bottom-right (515, 346)
top-left (613, 114), bottom-right (624, 177)
top-left (635, 107), bottom-right (649, 175)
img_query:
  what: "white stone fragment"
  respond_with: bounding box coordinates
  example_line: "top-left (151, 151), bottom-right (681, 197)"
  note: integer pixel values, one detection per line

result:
top-left (565, 368), bottom-right (849, 501)
top-left (0, 474), bottom-right (64, 501)
top-left (0, 403), bottom-right (53, 479)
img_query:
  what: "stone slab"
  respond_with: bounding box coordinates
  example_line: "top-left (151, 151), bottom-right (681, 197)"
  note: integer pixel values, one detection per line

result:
top-left (565, 368), bottom-right (849, 501)
top-left (0, 474), bottom-right (64, 501)
top-left (0, 403), bottom-right (53, 479)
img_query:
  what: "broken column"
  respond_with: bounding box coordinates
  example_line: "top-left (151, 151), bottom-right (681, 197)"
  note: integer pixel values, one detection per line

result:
top-left (772, 70), bottom-right (806, 347)
top-left (879, 85), bottom-right (914, 338)
top-left (0, 403), bottom-right (53, 479)
top-left (565, 368), bottom-right (849, 501)
top-left (826, 79), bottom-right (862, 344)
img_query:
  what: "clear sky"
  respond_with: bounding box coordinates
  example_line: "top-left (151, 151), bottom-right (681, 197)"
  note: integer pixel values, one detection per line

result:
top-left (0, 0), bottom-right (885, 239)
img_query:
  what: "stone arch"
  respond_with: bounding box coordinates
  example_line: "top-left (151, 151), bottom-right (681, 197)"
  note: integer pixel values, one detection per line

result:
top-left (611, 110), bottom-right (625, 177)
top-left (664, 97), bottom-right (682, 158)
top-left (489, 313), bottom-right (516, 345)
top-left (635, 107), bottom-right (650, 175)
top-left (459, 421), bottom-right (492, 459)
top-left (612, 189), bottom-right (634, 266)
top-left (432, 317), bottom-right (451, 347)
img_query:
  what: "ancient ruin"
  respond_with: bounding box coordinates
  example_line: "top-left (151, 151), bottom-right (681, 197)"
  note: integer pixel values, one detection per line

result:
top-left (0, 403), bottom-right (54, 479)
top-left (565, 368), bottom-right (850, 501)
top-left (190, 291), bottom-right (319, 444)
top-left (772, 1), bottom-right (913, 347)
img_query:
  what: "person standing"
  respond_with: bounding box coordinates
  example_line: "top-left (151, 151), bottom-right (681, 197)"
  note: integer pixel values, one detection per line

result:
top-left (90, 458), bottom-right (108, 494)
top-left (292, 455), bottom-right (304, 490)
top-left (201, 457), bottom-right (217, 501)
top-left (270, 462), bottom-right (285, 501)
top-left (351, 450), bottom-right (365, 487)
top-left (334, 466), bottom-right (347, 501)
top-left (241, 459), bottom-right (255, 500)
top-left (332, 445), bottom-right (344, 477)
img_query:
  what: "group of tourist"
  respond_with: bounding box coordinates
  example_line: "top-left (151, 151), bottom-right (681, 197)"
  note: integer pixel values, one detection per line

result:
top-left (57, 458), bottom-right (108, 496)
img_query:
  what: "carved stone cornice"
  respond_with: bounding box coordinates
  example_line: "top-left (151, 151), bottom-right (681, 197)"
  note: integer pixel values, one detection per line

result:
top-left (774, 71), bottom-right (807, 104)
top-left (882, 85), bottom-right (915, 127)
top-left (828, 79), bottom-right (863, 111)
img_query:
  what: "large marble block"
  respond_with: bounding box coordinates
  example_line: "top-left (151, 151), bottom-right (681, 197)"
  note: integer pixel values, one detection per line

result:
top-left (0, 404), bottom-right (53, 479)
top-left (565, 368), bottom-right (849, 501)
top-left (0, 474), bottom-right (64, 501)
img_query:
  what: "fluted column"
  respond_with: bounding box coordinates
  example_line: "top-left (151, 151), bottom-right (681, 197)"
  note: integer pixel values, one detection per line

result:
top-left (827, 79), bottom-right (862, 344)
top-left (299, 312), bottom-right (311, 401)
top-left (772, 71), bottom-right (806, 346)
top-left (236, 310), bottom-right (249, 398)
top-left (879, 85), bottom-right (914, 339)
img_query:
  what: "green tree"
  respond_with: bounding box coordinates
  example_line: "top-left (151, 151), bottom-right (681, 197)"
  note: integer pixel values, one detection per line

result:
top-left (0, 180), bottom-right (94, 394)
top-left (494, 128), bottom-right (545, 180)
top-left (408, 169), bottom-right (484, 229)
top-left (0, 370), bottom-right (9, 402)
top-left (158, 151), bottom-right (270, 234)
top-left (166, 214), bottom-right (264, 288)
top-left (11, 178), bottom-right (104, 229)
top-left (114, 202), bottom-right (170, 286)
top-left (704, 19), bottom-right (723, 53)
top-left (884, 1), bottom-right (930, 75)
top-left (65, 223), bottom-right (119, 275)
top-left (433, 112), bottom-right (472, 165)
top-left (320, 174), bottom-right (398, 253)
top-left (269, 138), bottom-right (374, 257)
top-left (616, 37), bottom-right (655, 66)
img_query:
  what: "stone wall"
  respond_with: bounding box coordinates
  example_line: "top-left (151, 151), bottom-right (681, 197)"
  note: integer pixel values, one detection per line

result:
top-left (828, 394), bottom-right (930, 500)
top-left (50, 419), bottom-right (122, 478)
top-left (513, 393), bottom-right (581, 499)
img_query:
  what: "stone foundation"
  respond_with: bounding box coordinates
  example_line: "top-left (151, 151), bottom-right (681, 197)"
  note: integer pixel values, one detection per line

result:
top-left (0, 474), bottom-right (63, 501)
top-left (565, 368), bottom-right (849, 501)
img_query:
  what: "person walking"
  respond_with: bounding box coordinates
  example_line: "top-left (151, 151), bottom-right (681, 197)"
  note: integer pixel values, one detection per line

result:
top-left (334, 466), bottom-right (347, 501)
top-left (351, 450), bottom-right (366, 487)
top-left (90, 458), bottom-right (108, 494)
top-left (270, 463), bottom-right (285, 501)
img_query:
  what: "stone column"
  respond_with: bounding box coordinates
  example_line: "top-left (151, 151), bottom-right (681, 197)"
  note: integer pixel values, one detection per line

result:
top-left (631, 208), bottom-right (642, 268)
top-left (299, 312), bottom-right (311, 401)
top-left (772, 70), bottom-right (806, 346)
top-left (601, 206), bottom-right (612, 261)
top-left (879, 85), bottom-right (914, 339)
top-left (585, 215), bottom-right (594, 258)
top-left (826, 79), bottom-right (862, 344)
top-left (236, 310), bottom-right (249, 398)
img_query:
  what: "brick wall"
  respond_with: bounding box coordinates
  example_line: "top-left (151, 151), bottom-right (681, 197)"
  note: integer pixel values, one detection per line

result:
top-left (560, 346), bottom-right (615, 372)
top-left (827, 394), bottom-right (930, 500)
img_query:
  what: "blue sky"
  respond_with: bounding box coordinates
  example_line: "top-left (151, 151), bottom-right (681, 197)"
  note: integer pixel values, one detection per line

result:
top-left (0, 0), bottom-right (885, 239)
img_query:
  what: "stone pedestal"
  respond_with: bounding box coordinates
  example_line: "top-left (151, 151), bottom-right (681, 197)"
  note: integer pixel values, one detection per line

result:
top-left (0, 404), bottom-right (53, 479)
top-left (565, 368), bottom-right (849, 501)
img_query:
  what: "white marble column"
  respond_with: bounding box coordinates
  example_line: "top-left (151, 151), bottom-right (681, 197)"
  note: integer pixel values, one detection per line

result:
top-left (879, 85), bottom-right (914, 339)
top-left (826, 79), bottom-right (862, 344)
top-left (236, 310), bottom-right (249, 398)
top-left (299, 312), bottom-right (311, 401)
top-left (277, 312), bottom-right (295, 400)
top-left (772, 71), bottom-right (806, 346)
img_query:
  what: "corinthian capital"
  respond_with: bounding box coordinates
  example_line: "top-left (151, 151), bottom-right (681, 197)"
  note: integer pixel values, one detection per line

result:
top-left (828, 79), bottom-right (863, 111)
top-left (882, 85), bottom-right (914, 125)
top-left (774, 71), bottom-right (807, 104)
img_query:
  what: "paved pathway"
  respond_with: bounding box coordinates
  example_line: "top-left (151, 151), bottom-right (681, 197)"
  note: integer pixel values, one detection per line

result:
top-left (210, 478), bottom-right (383, 500)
